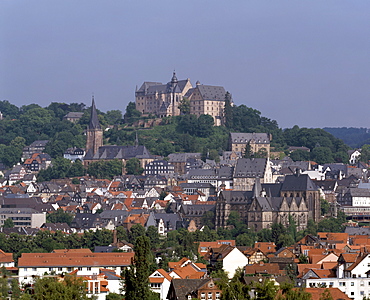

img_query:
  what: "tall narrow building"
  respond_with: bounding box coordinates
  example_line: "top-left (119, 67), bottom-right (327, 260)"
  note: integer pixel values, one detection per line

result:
top-left (85, 96), bottom-right (103, 157)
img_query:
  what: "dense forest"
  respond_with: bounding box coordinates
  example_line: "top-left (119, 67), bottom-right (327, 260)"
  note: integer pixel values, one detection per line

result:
top-left (0, 98), bottom-right (358, 175)
top-left (324, 127), bottom-right (370, 148)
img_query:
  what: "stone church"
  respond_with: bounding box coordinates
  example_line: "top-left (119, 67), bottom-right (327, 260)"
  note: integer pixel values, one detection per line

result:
top-left (83, 98), bottom-right (154, 172)
top-left (215, 173), bottom-right (320, 231)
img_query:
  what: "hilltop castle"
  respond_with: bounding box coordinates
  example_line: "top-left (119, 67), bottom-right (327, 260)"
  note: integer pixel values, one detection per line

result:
top-left (135, 72), bottom-right (231, 126)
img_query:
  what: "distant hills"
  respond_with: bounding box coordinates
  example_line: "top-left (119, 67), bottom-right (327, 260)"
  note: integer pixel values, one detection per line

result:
top-left (323, 127), bottom-right (370, 148)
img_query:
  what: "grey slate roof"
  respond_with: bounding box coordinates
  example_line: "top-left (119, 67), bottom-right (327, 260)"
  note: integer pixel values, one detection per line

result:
top-left (220, 190), bottom-right (252, 202)
top-left (147, 212), bottom-right (182, 230)
top-left (230, 132), bottom-right (270, 144)
top-left (64, 112), bottom-right (84, 119)
top-left (345, 226), bottom-right (370, 235)
top-left (136, 78), bottom-right (190, 95)
top-left (234, 158), bottom-right (267, 178)
top-left (186, 85), bottom-right (226, 101)
top-left (180, 183), bottom-right (215, 189)
top-left (280, 174), bottom-right (318, 191)
top-left (29, 140), bottom-right (49, 147)
top-left (345, 188), bottom-right (370, 197)
top-left (85, 145), bottom-right (153, 160)
top-left (169, 279), bottom-right (212, 300)
top-left (181, 204), bottom-right (215, 215)
top-left (218, 166), bottom-right (234, 179)
top-left (168, 153), bottom-right (201, 162)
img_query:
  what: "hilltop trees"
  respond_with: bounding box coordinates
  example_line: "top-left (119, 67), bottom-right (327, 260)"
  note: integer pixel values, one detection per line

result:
top-left (0, 98), bottom-right (356, 170)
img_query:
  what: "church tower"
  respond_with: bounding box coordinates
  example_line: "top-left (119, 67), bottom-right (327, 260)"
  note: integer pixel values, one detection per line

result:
top-left (86, 96), bottom-right (103, 156)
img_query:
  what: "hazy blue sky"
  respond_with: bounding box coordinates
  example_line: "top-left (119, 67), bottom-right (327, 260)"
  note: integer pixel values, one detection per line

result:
top-left (1, 1), bottom-right (370, 128)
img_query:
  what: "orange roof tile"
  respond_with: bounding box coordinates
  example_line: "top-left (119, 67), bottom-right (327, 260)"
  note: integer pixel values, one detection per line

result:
top-left (304, 288), bottom-right (351, 300)
top-left (171, 264), bottom-right (205, 279)
top-left (297, 264), bottom-right (320, 275)
top-left (18, 252), bottom-right (134, 268)
top-left (0, 250), bottom-right (13, 263)
top-left (254, 242), bottom-right (276, 254)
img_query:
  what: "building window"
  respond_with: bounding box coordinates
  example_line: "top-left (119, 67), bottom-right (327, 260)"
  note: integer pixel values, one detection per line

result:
top-left (201, 292), bottom-right (206, 299)
top-left (208, 292), bottom-right (212, 299)
top-left (87, 267), bottom-right (91, 271)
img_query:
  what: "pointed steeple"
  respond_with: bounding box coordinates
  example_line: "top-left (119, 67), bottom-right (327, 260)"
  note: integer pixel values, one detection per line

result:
top-left (89, 95), bottom-right (101, 130)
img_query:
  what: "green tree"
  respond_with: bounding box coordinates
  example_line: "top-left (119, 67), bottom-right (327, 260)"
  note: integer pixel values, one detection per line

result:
top-left (276, 282), bottom-right (311, 300)
top-left (3, 218), bottom-right (14, 228)
top-left (320, 199), bottom-right (330, 216)
top-left (106, 293), bottom-right (122, 300)
top-left (285, 263), bottom-right (298, 281)
top-left (311, 147), bottom-right (334, 164)
top-left (243, 142), bottom-right (253, 158)
top-left (217, 268), bottom-right (251, 300)
top-left (125, 158), bottom-right (143, 175)
top-left (196, 114), bottom-right (214, 138)
top-left (236, 233), bottom-right (254, 247)
top-left (105, 110), bottom-right (123, 125)
top-left (254, 279), bottom-right (278, 300)
top-left (0, 136), bottom-right (26, 167)
top-left (67, 160), bottom-right (86, 178)
top-left (305, 219), bottom-right (318, 235)
top-left (33, 275), bottom-right (91, 300)
top-left (271, 222), bottom-right (286, 246)
top-left (223, 92), bottom-right (233, 128)
top-left (129, 224), bottom-right (146, 244)
top-left (124, 236), bottom-right (153, 300)
top-left (46, 209), bottom-right (74, 226)
top-left (298, 254), bottom-right (309, 264)
top-left (37, 157), bottom-right (72, 182)
top-left (360, 144), bottom-right (370, 163)
top-left (11, 278), bottom-right (21, 299)
top-left (146, 226), bottom-right (160, 249)
top-left (0, 266), bottom-right (8, 299)
top-left (0, 100), bottom-right (19, 119)
top-left (201, 211), bottom-right (215, 229)
top-left (124, 102), bottom-right (142, 124)
top-left (178, 97), bottom-right (190, 115)
top-left (290, 149), bottom-right (310, 162)
top-left (87, 159), bottom-right (123, 179)
top-left (287, 215), bottom-right (297, 242)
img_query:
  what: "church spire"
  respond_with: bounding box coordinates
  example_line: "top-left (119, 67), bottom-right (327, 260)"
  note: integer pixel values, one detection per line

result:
top-left (89, 95), bottom-right (101, 130)
top-left (85, 95), bottom-right (103, 157)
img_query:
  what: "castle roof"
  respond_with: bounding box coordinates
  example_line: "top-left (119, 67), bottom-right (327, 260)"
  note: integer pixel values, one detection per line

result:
top-left (186, 84), bottom-right (226, 102)
top-left (230, 132), bottom-right (270, 144)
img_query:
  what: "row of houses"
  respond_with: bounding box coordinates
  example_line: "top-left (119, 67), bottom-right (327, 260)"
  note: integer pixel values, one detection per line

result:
top-left (0, 232), bottom-right (356, 300)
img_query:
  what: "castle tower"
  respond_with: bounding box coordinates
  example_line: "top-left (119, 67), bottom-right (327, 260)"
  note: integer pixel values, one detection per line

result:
top-left (86, 96), bottom-right (103, 156)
